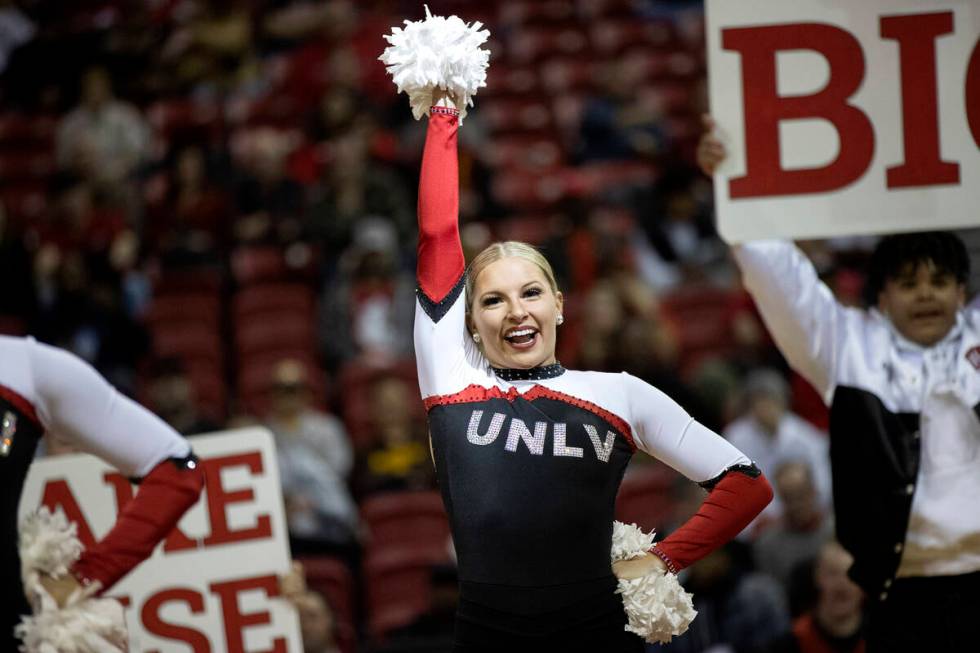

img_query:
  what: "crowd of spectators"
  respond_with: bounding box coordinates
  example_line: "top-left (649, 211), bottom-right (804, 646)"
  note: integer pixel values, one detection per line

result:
top-left (2, 1), bottom-right (976, 652)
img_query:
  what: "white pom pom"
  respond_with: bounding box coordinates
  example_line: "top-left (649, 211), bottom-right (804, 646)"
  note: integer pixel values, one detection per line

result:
top-left (379, 5), bottom-right (491, 123)
top-left (15, 595), bottom-right (127, 653)
top-left (611, 521), bottom-right (656, 562)
top-left (616, 571), bottom-right (697, 644)
top-left (611, 520), bottom-right (697, 644)
top-left (19, 506), bottom-right (84, 579)
top-left (17, 507), bottom-right (129, 652)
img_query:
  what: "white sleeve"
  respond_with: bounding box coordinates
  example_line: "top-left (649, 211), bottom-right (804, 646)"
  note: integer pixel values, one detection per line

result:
top-left (27, 339), bottom-right (190, 477)
top-left (733, 240), bottom-right (852, 402)
top-left (623, 373), bottom-right (750, 483)
top-left (414, 289), bottom-right (485, 399)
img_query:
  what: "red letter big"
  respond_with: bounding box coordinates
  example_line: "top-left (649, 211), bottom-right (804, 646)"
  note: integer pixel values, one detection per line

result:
top-left (722, 23), bottom-right (874, 198)
top-left (880, 12), bottom-right (959, 188)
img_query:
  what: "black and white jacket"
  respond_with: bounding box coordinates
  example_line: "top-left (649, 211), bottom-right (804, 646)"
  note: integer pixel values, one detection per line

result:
top-left (735, 240), bottom-right (980, 600)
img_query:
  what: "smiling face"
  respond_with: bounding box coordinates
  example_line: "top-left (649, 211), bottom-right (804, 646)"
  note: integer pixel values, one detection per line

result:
top-left (468, 256), bottom-right (564, 370)
top-left (878, 260), bottom-right (965, 347)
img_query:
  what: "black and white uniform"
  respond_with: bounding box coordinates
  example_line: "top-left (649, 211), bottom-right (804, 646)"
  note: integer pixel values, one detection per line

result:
top-left (415, 108), bottom-right (771, 651)
top-left (0, 335), bottom-right (199, 649)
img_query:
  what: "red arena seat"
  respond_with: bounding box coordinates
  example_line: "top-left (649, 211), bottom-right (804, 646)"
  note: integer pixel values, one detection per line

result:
top-left (361, 491), bottom-right (451, 558)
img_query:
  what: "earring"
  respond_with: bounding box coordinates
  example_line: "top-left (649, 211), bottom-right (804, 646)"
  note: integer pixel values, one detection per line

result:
top-left (557, 314), bottom-right (564, 326)
top-left (472, 333), bottom-right (481, 343)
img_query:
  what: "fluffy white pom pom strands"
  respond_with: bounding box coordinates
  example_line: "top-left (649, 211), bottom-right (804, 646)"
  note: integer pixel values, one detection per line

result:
top-left (379, 5), bottom-right (490, 123)
top-left (611, 521), bottom-right (697, 644)
top-left (17, 507), bottom-right (128, 653)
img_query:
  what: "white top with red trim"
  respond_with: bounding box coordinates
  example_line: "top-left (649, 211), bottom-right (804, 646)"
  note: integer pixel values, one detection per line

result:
top-left (0, 335), bottom-right (189, 477)
top-left (416, 284), bottom-right (748, 481)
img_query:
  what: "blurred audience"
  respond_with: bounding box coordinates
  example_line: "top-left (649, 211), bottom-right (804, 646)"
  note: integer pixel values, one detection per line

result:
top-left (265, 359), bottom-right (357, 552)
top-left (56, 66), bottom-right (149, 218)
top-left (649, 540), bottom-right (790, 653)
top-left (724, 368), bottom-right (832, 528)
top-left (320, 217), bottom-right (415, 368)
top-left (232, 127), bottom-right (304, 244)
top-left (754, 462), bottom-right (834, 591)
top-left (354, 374), bottom-right (431, 498)
top-left (763, 541), bottom-right (866, 653)
top-left (146, 143), bottom-right (230, 268)
top-left (577, 56), bottom-right (667, 162)
top-left (145, 357), bottom-right (220, 436)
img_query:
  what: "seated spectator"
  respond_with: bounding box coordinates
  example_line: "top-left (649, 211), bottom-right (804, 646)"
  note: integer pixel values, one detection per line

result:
top-left (265, 359), bottom-right (358, 552)
top-left (724, 369), bottom-right (832, 527)
top-left (354, 374), bottom-right (432, 497)
top-left (635, 166), bottom-right (725, 281)
top-left (145, 357), bottom-right (220, 436)
top-left (576, 58), bottom-right (667, 163)
top-left (754, 462), bottom-right (835, 591)
top-left (306, 121), bottom-right (413, 259)
top-left (232, 127), bottom-right (304, 244)
top-left (146, 143), bottom-right (231, 268)
top-left (764, 541), bottom-right (866, 653)
top-left (320, 217), bottom-right (415, 368)
top-left (56, 66), bottom-right (149, 216)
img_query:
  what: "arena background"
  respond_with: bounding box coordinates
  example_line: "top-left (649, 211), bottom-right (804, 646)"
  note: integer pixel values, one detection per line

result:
top-left (1, 1), bottom-right (977, 651)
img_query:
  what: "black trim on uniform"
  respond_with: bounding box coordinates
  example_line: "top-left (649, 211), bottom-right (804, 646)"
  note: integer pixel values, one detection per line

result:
top-left (492, 362), bottom-right (566, 382)
top-left (128, 452), bottom-right (200, 485)
top-left (698, 462), bottom-right (762, 491)
top-left (417, 274), bottom-right (466, 324)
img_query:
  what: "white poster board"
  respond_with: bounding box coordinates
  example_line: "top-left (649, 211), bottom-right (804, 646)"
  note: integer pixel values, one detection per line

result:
top-left (18, 428), bottom-right (303, 653)
top-left (706, 0), bottom-right (980, 242)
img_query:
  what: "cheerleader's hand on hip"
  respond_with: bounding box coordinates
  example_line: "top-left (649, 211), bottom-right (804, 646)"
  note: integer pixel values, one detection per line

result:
top-left (613, 552), bottom-right (667, 580)
top-left (38, 572), bottom-right (83, 608)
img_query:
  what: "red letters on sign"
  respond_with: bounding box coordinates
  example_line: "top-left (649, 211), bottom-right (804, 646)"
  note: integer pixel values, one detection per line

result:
top-left (202, 453), bottom-right (273, 547)
top-left (967, 39), bottom-right (980, 149)
top-left (880, 12), bottom-right (959, 188)
top-left (722, 23), bottom-right (875, 198)
top-left (210, 575), bottom-right (287, 653)
top-left (142, 588), bottom-right (212, 653)
top-left (41, 479), bottom-right (96, 548)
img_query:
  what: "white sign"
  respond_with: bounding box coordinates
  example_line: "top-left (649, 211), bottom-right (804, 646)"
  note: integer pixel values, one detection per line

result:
top-left (18, 428), bottom-right (303, 653)
top-left (706, 0), bottom-right (980, 242)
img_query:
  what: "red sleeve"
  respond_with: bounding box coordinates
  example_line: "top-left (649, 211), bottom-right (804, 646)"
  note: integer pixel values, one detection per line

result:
top-left (72, 455), bottom-right (205, 592)
top-left (652, 469), bottom-right (773, 573)
top-left (417, 106), bottom-right (466, 305)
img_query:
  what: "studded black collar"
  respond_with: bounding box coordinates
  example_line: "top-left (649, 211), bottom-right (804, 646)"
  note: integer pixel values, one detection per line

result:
top-left (491, 362), bottom-right (566, 381)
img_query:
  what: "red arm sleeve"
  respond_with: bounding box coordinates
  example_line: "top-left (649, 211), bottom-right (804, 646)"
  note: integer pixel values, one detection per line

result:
top-left (417, 106), bottom-right (465, 306)
top-left (651, 468), bottom-right (773, 573)
top-left (72, 455), bottom-right (204, 592)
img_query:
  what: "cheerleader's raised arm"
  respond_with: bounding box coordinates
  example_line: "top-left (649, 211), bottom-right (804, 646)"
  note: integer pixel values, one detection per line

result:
top-left (413, 100), bottom-right (485, 401)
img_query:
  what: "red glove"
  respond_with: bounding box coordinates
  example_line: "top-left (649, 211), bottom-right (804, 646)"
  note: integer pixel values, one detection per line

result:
top-left (652, 466), bottom-right (773, 573)
top-left (72, 455), bottom-right (205, 592)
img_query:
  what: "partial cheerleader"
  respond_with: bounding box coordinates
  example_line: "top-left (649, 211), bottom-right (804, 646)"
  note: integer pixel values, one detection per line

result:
top-left (0, 335), bottom-right (205, 650)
